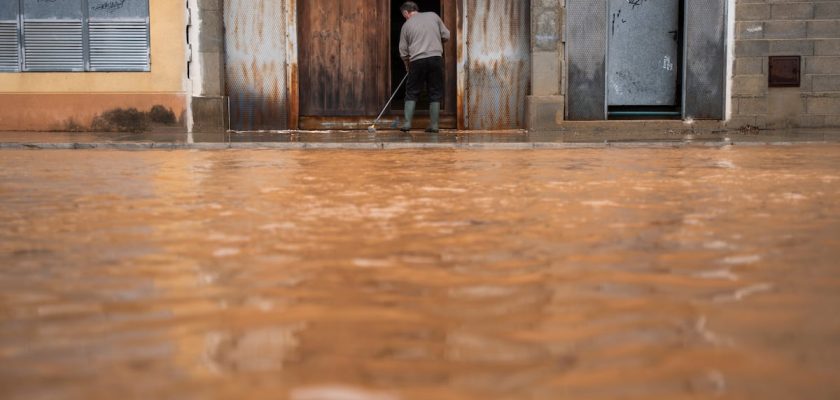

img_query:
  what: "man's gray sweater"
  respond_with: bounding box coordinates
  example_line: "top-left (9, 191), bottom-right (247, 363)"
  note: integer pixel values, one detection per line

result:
top-left (399, 12), bottom-right (450, 62)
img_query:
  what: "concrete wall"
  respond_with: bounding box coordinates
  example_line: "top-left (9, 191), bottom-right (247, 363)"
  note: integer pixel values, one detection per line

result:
top-left (188, 0), bottom-right (227, 133)
top-left (526, 0), bottom-right (566, 130)
top-left (0, 0), bottom-right (188, 132)
top-left (730, 0), bottom-right (840, 129)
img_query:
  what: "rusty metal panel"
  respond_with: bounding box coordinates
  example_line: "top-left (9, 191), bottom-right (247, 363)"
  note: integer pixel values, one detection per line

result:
top-left (684, 0), bottom-right (726, 120)
top-left (224, 0), bottom-right (288, 131)
top-left (768, 56), bottom-right (801, 88)
top-left (566, 0), bottom-right (607, 120)
top-left (284, 0), bottom-right (299, 129)
top-left (463, 0), bottom-right (530, 130)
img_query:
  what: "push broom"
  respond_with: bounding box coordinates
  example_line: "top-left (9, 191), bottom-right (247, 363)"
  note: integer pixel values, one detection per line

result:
top-left (368, 74), bottom-right (409, 133)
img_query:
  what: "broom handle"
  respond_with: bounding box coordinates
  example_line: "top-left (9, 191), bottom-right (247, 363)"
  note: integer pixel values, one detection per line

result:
top-left (374, 74), bottom-right (408, 124)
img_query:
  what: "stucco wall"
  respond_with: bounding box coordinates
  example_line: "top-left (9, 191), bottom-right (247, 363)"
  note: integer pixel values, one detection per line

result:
top-left (730, 0), bottom-right (840, 129)
top-left (0, 0), bottom-right (188, 131)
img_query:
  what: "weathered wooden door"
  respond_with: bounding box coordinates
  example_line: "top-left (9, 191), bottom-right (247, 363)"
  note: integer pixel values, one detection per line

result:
top-left (299, 0), bottom-right (389, 119)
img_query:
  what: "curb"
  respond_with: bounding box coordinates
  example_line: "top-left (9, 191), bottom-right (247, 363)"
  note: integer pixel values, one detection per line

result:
top-left (0, 139), bottom-right (837, 151)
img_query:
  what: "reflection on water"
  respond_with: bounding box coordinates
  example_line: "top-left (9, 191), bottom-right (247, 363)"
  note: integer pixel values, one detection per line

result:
top-left (0, 146), bottom-right (839, 399)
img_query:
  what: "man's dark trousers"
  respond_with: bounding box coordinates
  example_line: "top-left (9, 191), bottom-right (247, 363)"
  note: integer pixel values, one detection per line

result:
top-left (406, 56), bottom-right (443, 102)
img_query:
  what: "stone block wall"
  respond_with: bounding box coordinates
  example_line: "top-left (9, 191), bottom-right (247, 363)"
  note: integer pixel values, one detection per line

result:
top-left (732, 0), bottom-right (840, 128)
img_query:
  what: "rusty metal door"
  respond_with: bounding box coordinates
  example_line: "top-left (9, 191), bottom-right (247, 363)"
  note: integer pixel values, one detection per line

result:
top-left (462, 0), bottom-right (531, 130)
top-left (224, 0), bottom-right (288, 131)
top-left (298, 0), bottom-right (388, 119)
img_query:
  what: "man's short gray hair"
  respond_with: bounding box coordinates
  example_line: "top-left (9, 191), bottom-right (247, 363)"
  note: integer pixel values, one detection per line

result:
top-left (400, 2), bottom-right (419, 13)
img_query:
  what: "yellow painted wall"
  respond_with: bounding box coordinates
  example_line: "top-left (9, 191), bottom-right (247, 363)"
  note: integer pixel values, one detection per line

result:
top-left (0, 0), bottom-right (187, 131)
top-left (0, 0), bottom-right (186, 95)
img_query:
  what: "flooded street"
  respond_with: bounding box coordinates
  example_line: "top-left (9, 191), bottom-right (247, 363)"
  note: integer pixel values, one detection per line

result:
top-left (1, 145), bottom-right (839, 400)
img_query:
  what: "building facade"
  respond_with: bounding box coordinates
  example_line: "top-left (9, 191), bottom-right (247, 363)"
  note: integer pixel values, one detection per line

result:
top-left (1, 0), bottom-right (838, 133)
top-left (0, 0), bottom-right (188, 132)
top-left (728, 0), bottom-right (840, 129)
top-left (528, 0), bottom-right (840, 130)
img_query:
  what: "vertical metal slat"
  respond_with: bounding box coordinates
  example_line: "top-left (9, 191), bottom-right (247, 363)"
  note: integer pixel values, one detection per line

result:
top-left (684, 0), bottom-right (727, 120)
top-left (566, 0), bottom-right (608, 120)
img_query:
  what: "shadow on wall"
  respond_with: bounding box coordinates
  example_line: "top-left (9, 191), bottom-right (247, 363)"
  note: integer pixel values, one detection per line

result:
top-left (57, 105), bottom-right (183, 133)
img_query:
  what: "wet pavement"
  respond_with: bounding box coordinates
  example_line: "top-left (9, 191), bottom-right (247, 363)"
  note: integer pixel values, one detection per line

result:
top-left (0, 145), bottom-right (839, 399)
top-left (1, 128), bottom-right (839, 149)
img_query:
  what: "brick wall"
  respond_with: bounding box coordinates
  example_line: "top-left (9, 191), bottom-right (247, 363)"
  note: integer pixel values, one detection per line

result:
top-left (732, 1), bottom-right (840, 128)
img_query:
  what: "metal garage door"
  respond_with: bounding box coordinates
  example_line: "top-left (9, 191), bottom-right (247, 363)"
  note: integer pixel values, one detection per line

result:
top-left (567, 0), bottom-right (727, 120)
top-left (607, 0), bottom-right (680, 107)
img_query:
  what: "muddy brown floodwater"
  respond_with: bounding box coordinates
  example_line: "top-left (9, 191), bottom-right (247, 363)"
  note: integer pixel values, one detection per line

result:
top-left (0, 145), bottom-right (839, 400)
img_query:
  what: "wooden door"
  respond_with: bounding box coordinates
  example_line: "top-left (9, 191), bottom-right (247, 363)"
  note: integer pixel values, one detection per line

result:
top-left (299, 0), bottom-right (389, 117)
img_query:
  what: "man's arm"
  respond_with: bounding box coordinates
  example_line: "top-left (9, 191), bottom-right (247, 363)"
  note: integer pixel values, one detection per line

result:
top-left (439, 17), bottom-right (450, 43)
top-left (399, 27), bottom-right (410, 69)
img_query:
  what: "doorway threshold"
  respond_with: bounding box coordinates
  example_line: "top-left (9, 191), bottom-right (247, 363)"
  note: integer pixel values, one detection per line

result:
top-left (299, 115), bottom-right (457, 131)
top-left (608, 111), bottom-right (682, 119)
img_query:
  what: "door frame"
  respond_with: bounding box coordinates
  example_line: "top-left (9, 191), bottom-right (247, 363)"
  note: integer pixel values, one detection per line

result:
top-left (604, 0), bottom-right (684, 119)
top-left (285, 0), bottom-right (462, 130)
top-left (565, 0), bottom-right (728, 121)
top-left (284, 0), bottom-right (299, 129)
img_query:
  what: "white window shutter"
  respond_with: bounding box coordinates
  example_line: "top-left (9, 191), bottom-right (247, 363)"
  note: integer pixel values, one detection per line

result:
top-left (88, 19), bottom-right (149, 72)
top-left (0, 21), bottom-right (18, 72)
top-left (23, 20), bottom-right (85, 71)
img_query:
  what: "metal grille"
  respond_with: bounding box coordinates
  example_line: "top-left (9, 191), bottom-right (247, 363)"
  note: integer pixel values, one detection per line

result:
top-left (88, 20), bottom-right (150, 71)
top-left (23, 20), bottom-right (84, 71)
top-left (684, 0), bottom-right (726, 119)
top-left (566, 0), bottom-right (607, 120)
top-left (0, 22), bottom-right (18, 72)
top-left (224, 0), bottom-right (288, 131)
top-left (464, 0), bottom-right (531, 130)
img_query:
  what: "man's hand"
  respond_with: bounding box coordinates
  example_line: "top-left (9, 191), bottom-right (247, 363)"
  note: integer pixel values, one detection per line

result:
top-left (404, 60), bottom-right (410, 72)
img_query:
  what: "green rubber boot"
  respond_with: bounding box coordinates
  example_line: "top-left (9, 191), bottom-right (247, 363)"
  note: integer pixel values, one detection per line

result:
top-left (401, 101), bottom-right (416, 132)
top-left (426, 102), bottom-right (440, 133)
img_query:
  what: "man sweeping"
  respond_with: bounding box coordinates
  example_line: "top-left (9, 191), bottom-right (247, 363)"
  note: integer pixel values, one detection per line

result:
top-left (399, 1), bottom-right (450, 133)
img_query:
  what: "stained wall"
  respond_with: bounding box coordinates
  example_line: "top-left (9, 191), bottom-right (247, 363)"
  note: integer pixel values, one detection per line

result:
top-left (0, 0), bottom-right (188, 132)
